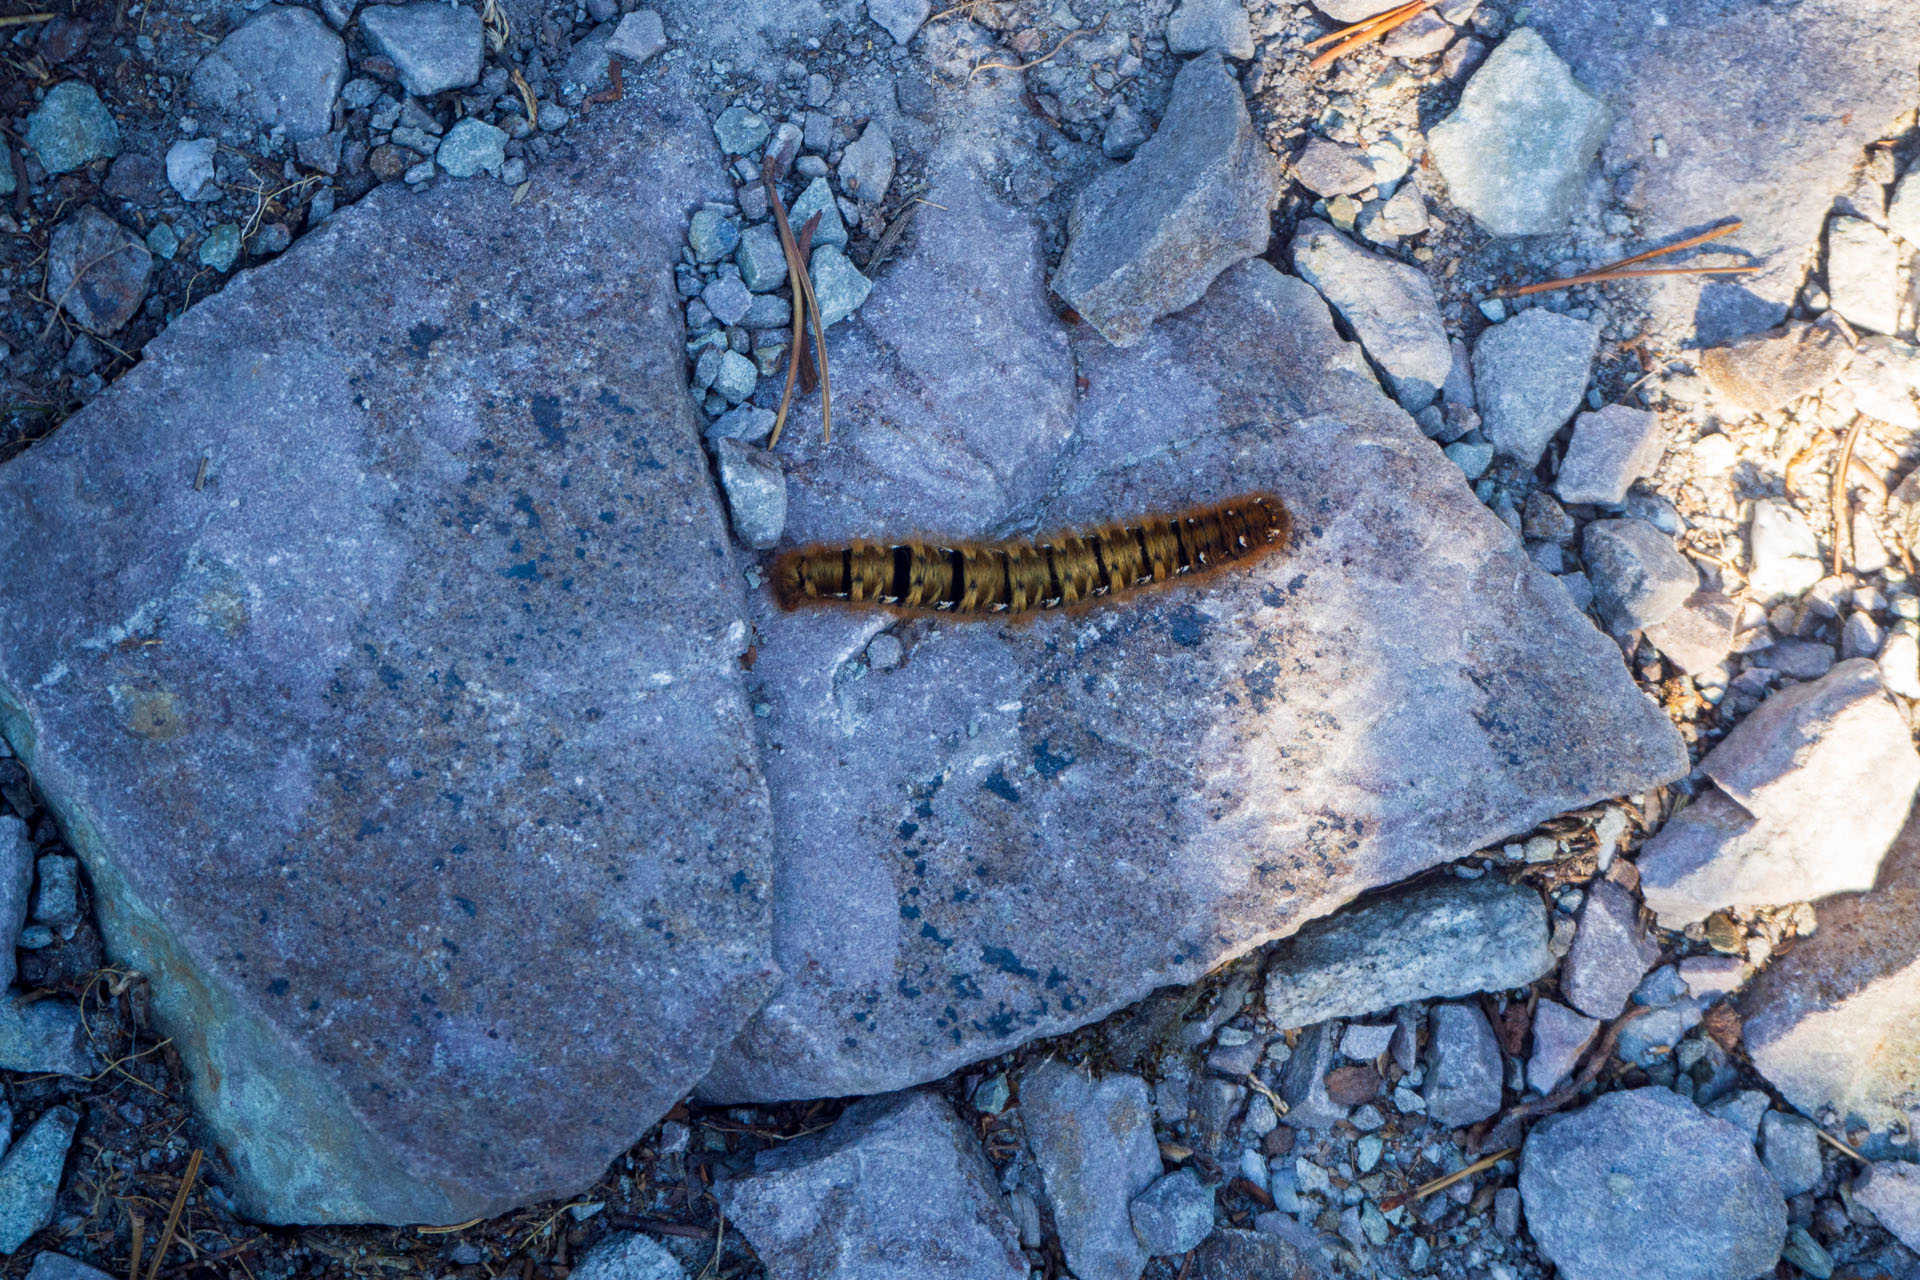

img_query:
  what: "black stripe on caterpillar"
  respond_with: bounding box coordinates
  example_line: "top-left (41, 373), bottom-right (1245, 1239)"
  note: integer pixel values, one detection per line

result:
top-left (770, 493), bottom-right (1291, 616)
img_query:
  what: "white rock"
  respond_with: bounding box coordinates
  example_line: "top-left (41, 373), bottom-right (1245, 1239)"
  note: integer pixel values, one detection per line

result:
top-left (166, 137), bottom-right (218, 202)
top-left (1881, 630), bottom-right (1920, 698)
top-left (1747, 499), bottom-right (1826, 602)
top-left (1855, 1161), bottom-right (1920, 1251)
top-left (1827, 217), bottom-right (1902, 335)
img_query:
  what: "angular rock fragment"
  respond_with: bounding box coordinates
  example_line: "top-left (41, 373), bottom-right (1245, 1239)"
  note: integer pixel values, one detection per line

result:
top-left (0, 1109), bottom-right (78, 1255)
top-left (1644, 591), bottom-right (1738, 676)
top-left (1742, 808), bottom-right (1920, 1142)
top-left (188, 6), bottom-right (345, 142)
top-left (1854, 1162), bottom-right (1920, 1252)
top-left (1129, 1169), bottom-right (1216, 1257)
top-left (1747, 499), bottom-right (1825, 602)
top-left (1423, 1003), bottom-right (1503, 1127)
top-left (1277, 1022), bottom-right (1347, 1132)
top-left (0, 821), bottom-right (32, 992)
top-left (1527, 999), bottom-right (1598, 1094)
top-left (1292, 139), bottom-right (1376, 198)
top-left (1427, 29), bottom-right (1609, 236)
top-left (1052, 52), bottom-right (1280, 346)
top-left (565, 1234), bottom-right (684, 1280)
top-left (1167, 0), bottom-right (1254, 59)
top-left (1556, 405), bottom-right (1665, 507)
top-left (1291, 219), bottom-right (1451, 410)
top-left (45, 207), bottom-right (152, 336)
top-left (24, 82), bottom-right (120, 175)
top-left (1263, 878), bottom-right (1554, 1030)
top-left (0, 999), bottom-right (93, 1078)
top-left (713, 440), bottom-right (786, 549)
top-left (1582, 519), bottom-right (1697, 634)
top-left (1520, 1090), bottom-right (1785, 1280)
top-left (1700, 321), bottom-right (1852, 415)
top-left (1473, 309), bottom-right (1600, 465)
top-left (606, 11), bottom-right (666, 65)
top-left (1561, 880), bottom-right (1659, 1019)
top-left (1187, 1226), bottom-right (1327, 1279)
top-left (1640, 660), bottom-right (1920, 926)
top-left (867, 0), bottom-right (931, 45)
top-left (719, 1091), bottom-right (1026, 1280)
top-left (359, 3), bottom-right (483, 97)
top-left (0, 88), bottom-right (776, 1224)
top-left (1020, 1063), bottom-right (1161, 1280)
top-left (1826, 217), bottom-right (1901, 336)
top-left (26, 1255), bottom-right (115, 1280)
top-left (1759, 1111), bottom-right (1823, 1198)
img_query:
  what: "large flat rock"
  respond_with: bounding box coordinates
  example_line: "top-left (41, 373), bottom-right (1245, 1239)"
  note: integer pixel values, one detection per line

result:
top-left (1526, 0), bottom-right (1920, 343)
top-left (700, 230), bottom-right (1688, 1098)
top-left (0, 89), bottom-right (778, 1223)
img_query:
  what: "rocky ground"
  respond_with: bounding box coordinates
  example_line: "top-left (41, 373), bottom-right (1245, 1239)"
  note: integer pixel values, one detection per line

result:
top-left (2, 0), bottom-right (1920, 1277)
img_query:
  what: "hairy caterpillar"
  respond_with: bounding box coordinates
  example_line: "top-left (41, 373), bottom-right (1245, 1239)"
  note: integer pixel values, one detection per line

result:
top-left (771, 493), bottom-right (1291, 616)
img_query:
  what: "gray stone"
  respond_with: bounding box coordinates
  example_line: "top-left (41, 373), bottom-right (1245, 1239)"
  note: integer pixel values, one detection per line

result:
top-left (25, 82), bottom-right (121, 175)
top-left (1277, 1023), bottom-right (1347, 1131)
top-left (705, 406), bottom-right (775, 445)
top-left (1528, 998), bottom-right (1598, 1094)
top-left (564, 23), bottom-right (620, 94)
top-left (0, 1110), bottom-right (77, 1255)
top-left (0, 998), bottom-right (91, 1079)
top-left (1291, 219), bottom-right (1451, 411)
top-left (867, 0), bottom-right (932, 45)
top-left (1747, 499), bottom-right (1825, 602)
top-left (606, 11), bottom-right (666, 64)
top-left (699, 243), bottom-right (1683, 1104)
top-left (1759, 638), bottom-right (1835, 680)
top-left (435, 119), bottom-right (505, 178)
top-left (712, 104), bottom-right (770, 156)
top-left (1855, 1162), bottom-right (1920, 1252)
top-left (1423, 1003), bottom-right (1504, 1127)
top-left (1582, 519), bottom-right (1698, 634)
top-left (1382, 9), bottom-right (1454, 56)
top-left (26, 1255), bottom-right (116, 1280)
top-left (1263, 877), bottom-right (1554, 1030)
top-left (808, 246), bottom-right (871, 328)
top-left (839, 123), bottom-right (895, 203)
top-left (1760, 1111), bottom-right (1823, 1197)
top-left (1707, 1090), bottom-right (1771, 1141)
top-left (1741, 806), bottom-right (1920, 1144)
top-left (1644, 591), bottom-right (1738, 676)
top-left (1187, 1226), bottom-right (1325, 1280)
top-left (0, 85), bottom-right (777, 1225)
top-left (1556, 405), bottom-right (1665, 506)
top-left (198, 224), bottom-right (241, 272)
top-left (744, 295), bottom-right (790, 329)
top-left (1641, 661), bottom-right (1920, 926)
top-left (720, 1091), bottom-right (1025, 1280)
top-left (1314, 0), bottom-right (1403, 18)
top-left (1881, 631), bottom-right (1920, 699)
top-left (1102, 103), bottom-right (1149, 161)
top-left (1371, 184), bottom-right (1429, 239)
top-left (1446, 440), bottom-right (1493, 479)
top-left (1632, 963), bottom-right (1688, 1008)
top-left (1340, 1022), bottom-right (1395, 1060)
top-left (688, 208), bottom-right (739, 262)
top-left (0, 820), bottom-right (31, 990)
top-left (1473, 309), bottom-right (1600, 465)
top-left (1292, 138), bottom-right (1375, 198)
top-left (1843, 612), bottom-right (1885, 661)
top-left (1129, 1169), bottom-right (1216, 1257)
top-left (734, 224), bottom-right (787, 292)
top-left (1020, 1063), bottom-right (1161, 1280)
top-left (565, 1234), bottom-right (683, 1280)
top-left (190, 7), bottom-right (345, 141)
top-left (1167, 0), bottom-right (1254, 59)
top-left (45, 207), bottom-right (152, 336)
top-left (787, 175), bottom-right (847, 249)
top-left (702, 274), bottom-right (752, 326)
top-left (1614, 998), bottom-right (1701, 1065)
top-left (714, 438), bottom-right (785, 547)
top-left (1562, 879), bottom-right (1659, 1019)
top-left (31, 857), bottom-right (77, 931)
top-left (1520, 1090), bottom-right (1786, 1280)
top-left (1679, 955), bottom-right (1747, 1000)
top-left (1701, 322), bottom-right (1852, 415)
top-left (1827, 217), bottom-right (1901, 336)
top-left (712, 351), bottom-right (757, 404)
top-left (1427, 29), bottom-right (1609, 236)
top-left (1892, 164), bottom-right (1920, 248)
top-left (1052, 51), bottom-right (1280, 346)
top-left (165, 137), bottom-right (218, 202)
top-left (359, 4), bottom-right (482, 97)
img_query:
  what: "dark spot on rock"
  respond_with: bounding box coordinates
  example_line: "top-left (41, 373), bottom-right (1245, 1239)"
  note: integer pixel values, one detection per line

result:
top-left (1031, 739), bottom-right (1074, 778)
top-left (981, 946), bottom-right (1038, 980)
top-left (530, 394), bottom-right (567, 448)
top-left (407, 322), bottom-right (446, 360)
top-left (1168, 604), bottom-right (1212, 647)
top-left (981, 769), bottom-right (1020, 803)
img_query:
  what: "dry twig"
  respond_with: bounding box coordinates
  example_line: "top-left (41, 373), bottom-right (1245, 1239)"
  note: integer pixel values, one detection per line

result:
top-left (1491, 221), bottom-right (1757, 299)
top-left (1377, 1147), bottom-right (1519, 1212)
top-left (0, 12), bottom-right (54, 26)
top-left (1305, 0), bottom-right (1436, 71)
top-left (969, 16), bottom-right (1105, 81)
top-left (1832, 413), bottom-right (1865, 576)
top-left (764, 152), bottom-right (832, 448)
top-left (143, 1149), bottom-right (201, 1280)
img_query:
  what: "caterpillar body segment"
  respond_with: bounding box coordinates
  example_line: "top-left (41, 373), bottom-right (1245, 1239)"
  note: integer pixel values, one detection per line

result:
top-left (770, 493), bottom-right (1292, 617)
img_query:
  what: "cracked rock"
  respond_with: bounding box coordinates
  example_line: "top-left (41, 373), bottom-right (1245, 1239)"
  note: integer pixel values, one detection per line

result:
top-left (188, 6), bottom-right (346, 142)
top-left (1291, 219), bottom-right (1451, 411)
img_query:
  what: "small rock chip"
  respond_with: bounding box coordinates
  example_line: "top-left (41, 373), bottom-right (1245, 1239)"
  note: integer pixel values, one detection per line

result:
top-left (711, 351), bottom-right (757, 405)
top-left (1826, 217), bottom-right (1901, 335)
top-left (1561, 879), bottom-right (1659, 1020)
top-left (1700, 321), bottom-right (1852, 415)
top-left (605, 10), bottom-right (665, 64)
top-left (705, 406), bottom-right (775, 446)
top-left (1581, 518), bottom-right (1698, 635)
top-left (0, 821), bottom-right (30, 989)
top-left (45, 207), bottom-right (152, 336)
top-left (1881, 630), bottom-right (1920, 698)
top-left (1520, 1090), bottom-right (1785, 1280)
top-left (0, 1108), bottom-right (80, 1254)
top-left (1556, 404), bottom-right (1666, 506)
top-left (189, 6), bottom-right (346, 141)
top-left (1746, 499), bottom-right (1825, 602)
top-left (787, 176), bottom-right (847, 249)
top-left (25, 81), bottom-right (121, 175)
top-left (1528, 999), bottom-right (1599, 1094)
top-left (1323, 1064), bottom-right (1381, 1105)
top-left (1759, 1111), bottom-right (1823, 1198)
top-left (198, 223), bottom-right (242, 272)
top-left (165, 137), bottom-right (218, 202)
top-left (1854, 1161), bottom-right (1920, 1252)
top-left (1291, 219), bottom-right (1450, 410)
top-left (25, 1255), bottom-right (116, 1280)
top-left (1102, 103), bottom-right (1150, 161)
top-left (1167, 0), bottom-right (1255, 59)
top-left (808, 247), bottom-right (871, 328)
top-left (1129, 1169), bottom-right (1216, 1256)
top-left (734, 224), bottom-right (786, 293)
top-left (358, 3), bottom-right (482, 97)
top-left (1473, 309), bottom-right (1601, 465)
top-left (702, 275), bottom-right (752, 328)
top-left (866, 0), bottom-right (932, 45)
top-left (1292, 138), bottom-right (1376, 198)
top-left (1428, 29), bottom-right (1610, 236)
top-left (1678, 955), bottom-right (1747, 1001)
top-left (435, 118), bottom-right (506, 179)
top-left (1423, 1002), bottom-right (1504, 1127)
top-left (1380, 10), bottom-right (1453, 57)
top-left (839, 123), bottom-right (895, 204)
top-left (1277, 1022), bottom-right (1347, 1131)
top-left (711, 104), bottom-right (770, 156)
top-left (713, 440), bottom-right (786, 550)
top-left (564, 1233), bottom-right (684, 1280)
top-left (1644, 591), bottom-right (1738, 677)
top-left (1020, 1063), bottom-right (1162, 1280)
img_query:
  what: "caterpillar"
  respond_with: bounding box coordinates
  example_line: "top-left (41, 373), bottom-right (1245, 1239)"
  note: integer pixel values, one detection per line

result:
top-left (770, 493), bottom-right (1291, 616)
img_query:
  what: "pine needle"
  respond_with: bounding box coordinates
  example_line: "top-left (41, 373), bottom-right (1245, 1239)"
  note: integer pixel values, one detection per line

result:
top-left (143, 1149), bottom-right (201, 1280)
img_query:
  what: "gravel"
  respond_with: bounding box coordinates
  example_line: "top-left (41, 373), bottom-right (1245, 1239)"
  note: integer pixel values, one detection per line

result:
top-left (1292, 138), bottom-right (1376, 197)
top-left (866, 0), bottom-right (932, 45)
top-left (1167, 0), bottom-right (1255, 59)
top-left (1582, 519), bottom-right (1698, 634)
top-left (24, 82), bottom-right (121, 175)
top-left (165, 138), bottom-right (217, 202)
top-left (807, 246), bottom-right (871, 328)
top-left (1556, 405), bottom-right (1666, 506)
top-left (1473, 309), bottom-right (1601, 465)
top-left (1561, 879), bottom-right (1659, 1019)
top-left (1758, 1112), bottom-right (1823, 1198)
top-left (605, 10), bottom-right (667, 64)
top-left (1291, 219), bottom-right (1451, 410)
top-left (713, 439), bottom-right (786, 549)
top-left (1854, 1162), bottom-right (1920, 1252)
top-left (1747, 499), bottom-right (1827, 602)
top-left (560, 1233), bottom-right (684, 1280)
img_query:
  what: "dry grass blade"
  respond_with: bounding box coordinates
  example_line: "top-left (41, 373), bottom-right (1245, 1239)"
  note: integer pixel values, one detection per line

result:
top-left (1832, 414), bottom-right (1864, 576)
top-left (126, 1212), bottom-right (144, 1280)
top-left (509, 67), bottom-right (538, 126)
top-left (143, 1148), bottom-right (201, 1280)
top-left (763, 154), bottom-right (832, 448)
top-left (479, 0), bottom-right (509, 53)
top-left (1377, 1147), bottom-right (1518, 1212)
top-left (1492, 220), bottom-right (1755, 299)
top-left (792, 213), bottom-right (821, 394)
top-left (969, 15), bottom-right (1106, 81)
top-left (0, 12), bottom-right (55, 26)
top-left (414, 1217), bottom-right (484, 1235)
top-left (1307, 0), bottom-right (1435, 71)
top-left (1815, 1128), bottom-right (1868, 1164)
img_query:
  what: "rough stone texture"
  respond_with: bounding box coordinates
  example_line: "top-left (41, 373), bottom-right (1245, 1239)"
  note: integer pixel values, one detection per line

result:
top-left (1562, 879), bottom-right (1659, 1019)
top-left (1855, 1162), bottom-right (1920, 1252)
top-left (1524, 0), bottom-right (1920, 343)
top-left (1473, 309), bottom-right (1600, 465)
top-left (1129, 1169), bottom-right (1216, 1257)
top-left (1644, 591), bottom-right (1738, 676)
top-left (1680, 955), bottom-right (1748, 1000)
top-left (606, 11), bottom-right (666, 64)
top-left (1277, 1022), bottom-right (1347, 1132)
top-left (1640, 660), bottom-right (1920, 926)
top-left (1582, 519), bottom-right (1697, 635)
top-left (565, 1234), bottom-right (684, 1280)
top-left (435, 119), bottom-right (506, 179)
top-left (0, 1109), bottom-right (78, 1255)
top-left (44, 208), bottom-right (152, 337)
top-left (839, 124), bottom-right (895, 204)
top-left (1167, 0), bottom-right (1254, 59)
top-left (1427, 29), bottom-right (1610, 236)
top-left (1520, 1090), bottom-right (1786, 1280)
top-left (1423, 1003), bottom-right (1504, 1127)
top-left (718, 1091), bottom-right (1026, 1280)
top-left (1262, 878), bottom-right (1554, 1030)
top-left (0, 88), bottom-right (778, 1224)
top-left (25, 1255), bottom-right (116, 1280)
top-left (1747, 500), bottom-right (1825, 602)
top-left (867, 0), bottom-right (931, 45)
top-left (1742, 806), bottom-right (1920, 1142)
top-left (188, 7), bottom-right (346, 142)
top-left (358, 3), bottom-right (483, 98)
top-left (165, 138), bottom-right (217, 202)
top-left (1291, 219), bottom-right (1451, 411)
top-left (1528, 999), bottom-right (1598, 1094)
top-left (24, 82), bottom-right (121, 175)
top-left (1759, 1111), bottom-right (1823, 1197)
top-left (1892, 165), bottom-right (1920, 248)
top-left (1051, 52), bottom-right (1281, 347)
top-left (702, 237), bottom-right (1683, 1101)
top-left (0, 999), bottom-right (94, 1078)
top-left (0, 820), bottom-right (34, 992)
top-left (1187, 1225), bottom-right (1328, 1279)
top-left (1701, 321), bottom-right (1852, 415)
top-left (787, 176), bottom-right (847, 249)
top-left (1556, 405), bottom-right (1666, 507)
top-left (1019, 1064), bottom-right (1161, 1280)
top-left (713, 439), bottom-right (787, 550)
top-left (1291, 139), bottom-right (1375, 198)
top-left (1826, 217), bottom-right (1902, 336)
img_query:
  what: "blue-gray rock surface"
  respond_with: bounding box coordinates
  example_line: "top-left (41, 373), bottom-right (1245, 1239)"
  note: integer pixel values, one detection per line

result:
top-left (0, 88), bottom-right (777, 1225)
top-left (358, 3), bottom-right (484, 97)
top-left (1291, 219), bottom-right (1451, 411)
top-left (1473, 309), bottom-right (1600, 466)
top-left (0, 1109), bottom-right (78, 1255)
top-left (1423, 1002), bottom-right (1504, 1126)
top-left (1019, 1063), bottom-right (1162, 1280)
top-left (1520, 1089), bottom-right (1786, 1280)
top-left (24, 83), bottom-right (121, 176)
top-left (187, 6), bottom-right (346, 142)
